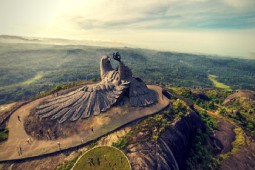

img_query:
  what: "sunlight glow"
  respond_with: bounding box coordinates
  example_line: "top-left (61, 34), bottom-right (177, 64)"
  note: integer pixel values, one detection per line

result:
top-left (1, 0), bottom-right (255, 58)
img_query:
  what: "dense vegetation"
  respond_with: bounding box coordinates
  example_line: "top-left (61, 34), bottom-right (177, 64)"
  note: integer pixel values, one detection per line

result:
top-left (186, 129), bottom-right (220, 170)
top-left (168, 87), bottom-right (231, 110)
top-left (168, 87), bottom-right (255, 169)
top-left (0, 42), bottom-right (255, 104)
top-left (185, 109), bottom-right (219, 170)
top-left (170, 87), bottom-right (221, 169)
top-left (112, 93), bottom-right (220, 170)
top-left (169, 87), bottom-right (255, 137)
top-left (220, 97), bottom-right (255, 136)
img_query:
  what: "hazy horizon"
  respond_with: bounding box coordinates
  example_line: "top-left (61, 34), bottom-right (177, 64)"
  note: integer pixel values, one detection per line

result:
top-left (1, 0), bottom-right (255, 59)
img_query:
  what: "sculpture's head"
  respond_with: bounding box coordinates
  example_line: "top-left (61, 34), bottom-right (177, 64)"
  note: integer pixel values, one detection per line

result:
top-left (100, 55), bottom-right (113, 79)
top-left (101, 55), bottom-right (111, 65)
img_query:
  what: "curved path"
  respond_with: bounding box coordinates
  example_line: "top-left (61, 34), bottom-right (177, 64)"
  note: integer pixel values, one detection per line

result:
top-left (0, 85), bottom-right (169, 161)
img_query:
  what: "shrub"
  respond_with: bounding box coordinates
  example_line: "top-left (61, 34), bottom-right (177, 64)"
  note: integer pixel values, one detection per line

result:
top-left (0, 128), bottom-right (9, 142)
top-left (112, 138), bottom-right (128, 151)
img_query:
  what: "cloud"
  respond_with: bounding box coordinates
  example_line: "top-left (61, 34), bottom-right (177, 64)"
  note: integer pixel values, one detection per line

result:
top-left (1, 0), bottom-right (255, 58)
top-left (223, 0), bottom-right (255, 8)
top-left (64, 0), bottom-right (255, 31)
top-left (68, 0), bottom-right (170, 29)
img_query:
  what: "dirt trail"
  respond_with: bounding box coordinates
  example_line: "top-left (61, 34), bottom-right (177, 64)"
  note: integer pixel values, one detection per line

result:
top-left (213, 118), bottom-right (235, 153)
top-left (0, 85), bottom-right (169, 161)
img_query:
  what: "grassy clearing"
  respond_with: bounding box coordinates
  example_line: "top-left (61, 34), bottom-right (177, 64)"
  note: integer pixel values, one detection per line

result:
top-left (232, 127), bottom-right (246, 153)
top-left (208, 74), bottom-right (231, 90)
top-left (220, 127), bottom-right (246, 159)
top-left (72, 146), bottom-right (130, 170)
top-left (0, 73), bottom-right (43, 91)
top-left (20, 73), bottom-right (43, 85)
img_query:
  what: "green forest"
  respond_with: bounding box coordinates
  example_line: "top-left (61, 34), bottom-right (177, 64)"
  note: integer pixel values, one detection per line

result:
top-left (0, 42), bottom-right (254, 104)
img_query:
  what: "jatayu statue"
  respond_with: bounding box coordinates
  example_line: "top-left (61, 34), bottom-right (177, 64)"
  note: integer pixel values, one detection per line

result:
top-left (34, 52), bottom-right (158, 123)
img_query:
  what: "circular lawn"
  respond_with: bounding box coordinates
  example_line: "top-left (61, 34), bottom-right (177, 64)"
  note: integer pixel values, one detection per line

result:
top-left (72, 146), bottom-right (131, 170)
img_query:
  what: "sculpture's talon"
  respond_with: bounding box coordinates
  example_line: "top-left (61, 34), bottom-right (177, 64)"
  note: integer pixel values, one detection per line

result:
top-left (113, 51), bottom-right (121, 62)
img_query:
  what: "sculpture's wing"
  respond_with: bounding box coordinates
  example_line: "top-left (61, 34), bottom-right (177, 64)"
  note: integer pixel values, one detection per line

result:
top-left (129, 78), bottom-right (158, 107)
top-left (34, 82), bottom-right (128, 123)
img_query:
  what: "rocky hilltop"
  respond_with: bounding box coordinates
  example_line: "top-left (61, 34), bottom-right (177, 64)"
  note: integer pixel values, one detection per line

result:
top-left (0, 101), bottom-right (204, 170)
top-left (2, 85), bottom-right (255, 170)
top-left (126, 111), bottom-right (203, 170)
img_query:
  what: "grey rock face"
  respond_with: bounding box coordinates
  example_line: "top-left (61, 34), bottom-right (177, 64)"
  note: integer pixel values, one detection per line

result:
top-left (33, 54), bottom-right (158, 123)
top-left (127, 111), bottom-right (204, 170)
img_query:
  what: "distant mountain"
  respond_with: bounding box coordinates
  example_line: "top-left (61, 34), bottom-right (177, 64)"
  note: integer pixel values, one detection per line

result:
top-left (0, 35), bottom-right (126, 47)
top-left (0, 35), bottom-right (41, 42)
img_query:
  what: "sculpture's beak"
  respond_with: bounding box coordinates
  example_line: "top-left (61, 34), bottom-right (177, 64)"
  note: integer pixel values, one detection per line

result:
top-left (107, 56), bottom-right (111, 61)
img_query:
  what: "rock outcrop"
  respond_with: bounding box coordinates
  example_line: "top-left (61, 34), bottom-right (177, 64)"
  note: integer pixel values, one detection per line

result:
top-left (126, 111), bottom-right (204, 170)
top-left (223, 90), bottom-right (255, 105)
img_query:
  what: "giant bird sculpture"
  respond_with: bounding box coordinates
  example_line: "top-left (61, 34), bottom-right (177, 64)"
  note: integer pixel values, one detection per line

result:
top-left (34, 53), bottom-right (158, 123)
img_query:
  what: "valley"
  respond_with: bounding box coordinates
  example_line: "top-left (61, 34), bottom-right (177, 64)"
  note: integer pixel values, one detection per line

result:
top-left (0, 42), bottom-right (254, 170)
top-left (0, 42), bottom-right (254, 105)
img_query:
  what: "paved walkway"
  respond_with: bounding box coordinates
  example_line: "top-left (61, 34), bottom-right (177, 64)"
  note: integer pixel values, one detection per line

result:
top-left (0, 85), bottom-right (169, 161)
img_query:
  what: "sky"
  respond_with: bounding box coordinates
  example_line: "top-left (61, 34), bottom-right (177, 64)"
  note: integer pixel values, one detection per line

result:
top-left (1, 0), bottom-right (255, 58)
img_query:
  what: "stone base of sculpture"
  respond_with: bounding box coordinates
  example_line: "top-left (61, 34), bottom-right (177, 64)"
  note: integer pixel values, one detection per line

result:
top-left (0, 85), bottom-right (168, 161)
